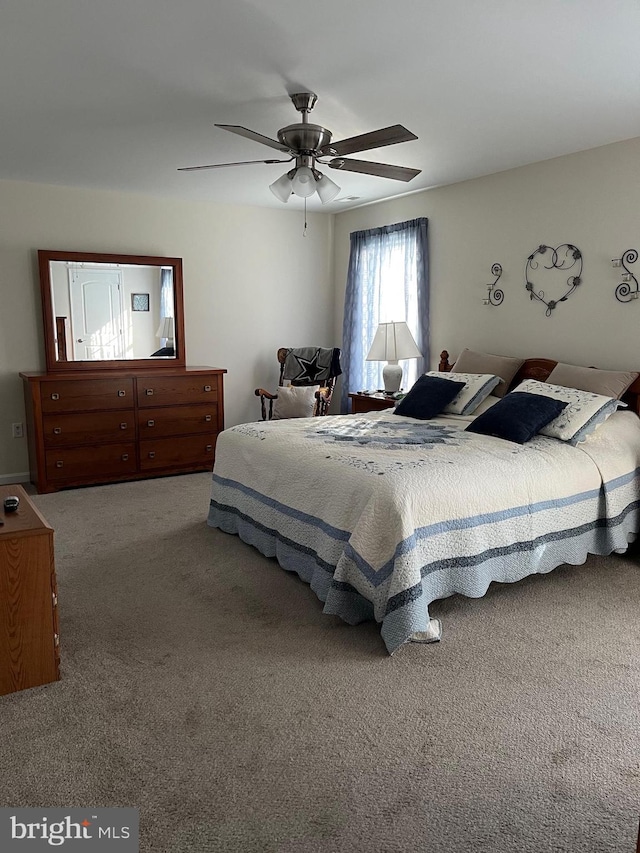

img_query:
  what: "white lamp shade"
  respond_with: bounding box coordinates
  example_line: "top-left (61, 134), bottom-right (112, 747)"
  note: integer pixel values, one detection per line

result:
top-left (315, 172), bottom-right (340, 204)
top-left (156, 317), bottom-right (175, 340)
top-left (366, 321), bottom-right (422, 362)
top-left (269, 172), bottom-right (293, 202)
top-left (291, 165), bottom-right (316, 198)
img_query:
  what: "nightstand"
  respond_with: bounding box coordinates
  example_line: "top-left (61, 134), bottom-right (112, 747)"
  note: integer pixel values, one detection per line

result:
top-left (349, 393), bottom-right (397, 414)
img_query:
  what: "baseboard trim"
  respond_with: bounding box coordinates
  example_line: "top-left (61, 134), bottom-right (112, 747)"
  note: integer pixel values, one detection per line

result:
top-left (0, 472), bottom-right (30, 486)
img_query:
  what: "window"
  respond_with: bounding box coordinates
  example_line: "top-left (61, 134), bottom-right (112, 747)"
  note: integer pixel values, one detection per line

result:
top-left (340, 218), bottom-right (429, 410)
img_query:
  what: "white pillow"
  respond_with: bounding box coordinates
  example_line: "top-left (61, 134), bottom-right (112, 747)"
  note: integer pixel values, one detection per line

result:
top-left (272, 385), bottom-right (317, 419)
top-left (514, 379), bottom-right (626, 444)
top-left (424, 371), bottom-right (502, 415)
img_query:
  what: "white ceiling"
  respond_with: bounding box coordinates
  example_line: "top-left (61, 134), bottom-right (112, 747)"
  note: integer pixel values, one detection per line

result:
top-left (2, 0), bottom-right (640, 213)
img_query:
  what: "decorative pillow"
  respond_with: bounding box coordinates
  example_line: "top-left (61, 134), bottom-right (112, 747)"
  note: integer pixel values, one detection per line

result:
top-left (514, 379), bottom-right (626, 444)
top-left (272, 385), bottom-right (317, 419)
top-left (451, 349), bottom-right (525, 397)
top-left (466, 392), bottom-right (568, 444)
top-left (424, 371), bottom-right (502, 415)
top-left (394, 375), bottom-right (465, 420)
top-left (546, 362), bottom-right (638, 400)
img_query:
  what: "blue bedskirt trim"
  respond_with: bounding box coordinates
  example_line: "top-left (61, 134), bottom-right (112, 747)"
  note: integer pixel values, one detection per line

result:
top-left (208, 499), bottom-right (640, 655)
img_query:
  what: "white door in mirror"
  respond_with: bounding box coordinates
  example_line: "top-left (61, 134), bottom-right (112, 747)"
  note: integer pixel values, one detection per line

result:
top-left (69, 268), bottom-right (125, 360)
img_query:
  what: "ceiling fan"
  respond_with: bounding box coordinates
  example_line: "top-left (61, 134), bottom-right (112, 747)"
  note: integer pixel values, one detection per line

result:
top-left (178, 92), bottom-right (421, 204)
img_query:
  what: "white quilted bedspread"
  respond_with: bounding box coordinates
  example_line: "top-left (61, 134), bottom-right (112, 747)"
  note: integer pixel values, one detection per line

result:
top-left (208, 409), bottom-right (640, 653)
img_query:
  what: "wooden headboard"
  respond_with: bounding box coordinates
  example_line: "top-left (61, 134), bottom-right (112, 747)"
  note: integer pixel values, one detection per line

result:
top-left (439, 350), bottom-right (640, 416)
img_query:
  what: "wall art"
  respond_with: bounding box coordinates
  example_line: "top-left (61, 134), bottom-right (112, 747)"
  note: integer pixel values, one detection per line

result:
top-left (131, 293), bottom-right (150, 312)
top-left (524, 244), bottom-right (582, 317)
top-left (483, 263), bottom-right (504, 306)
top-left (612, 250), bottom-right (639, 302)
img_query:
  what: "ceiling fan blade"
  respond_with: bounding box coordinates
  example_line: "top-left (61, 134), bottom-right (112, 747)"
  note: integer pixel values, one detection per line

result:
top-left (321, 125), bottom-right (417, 157)
top-left (328, 158), bottom-right (421, 182)
top-left (215, 124), bottom-right (290, 153)
top-left (178, 158), bottom-right (292, 172)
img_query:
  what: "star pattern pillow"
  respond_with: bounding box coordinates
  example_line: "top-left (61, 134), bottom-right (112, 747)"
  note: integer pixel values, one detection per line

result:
top-left (282, 348), bottom-right (340, 384)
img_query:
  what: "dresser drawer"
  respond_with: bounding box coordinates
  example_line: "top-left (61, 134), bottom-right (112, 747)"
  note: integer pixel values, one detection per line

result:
top-left (43, 411), bottom-right (135, 447)
top-left (40, 378), bottom-right (134, 413)
top-left (138, 404), bottom-right (219, 438)
top-left (46, 443), bottom-right (137, 481)
top-left (139, 435), bottom-right (216, 471)
top-left (137, 375), bottom-right (220, 408)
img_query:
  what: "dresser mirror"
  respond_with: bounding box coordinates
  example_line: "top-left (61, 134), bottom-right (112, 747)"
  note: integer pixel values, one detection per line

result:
top-left (38, 250), bottom-right (186, 372)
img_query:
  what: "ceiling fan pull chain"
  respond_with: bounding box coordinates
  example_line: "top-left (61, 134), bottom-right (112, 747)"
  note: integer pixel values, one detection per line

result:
top-left (303, 197), bottom-right (308, 237)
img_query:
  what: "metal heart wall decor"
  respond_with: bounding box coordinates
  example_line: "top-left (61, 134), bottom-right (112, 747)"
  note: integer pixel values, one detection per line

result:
top-left (525, 244), bottom-right (583, 316)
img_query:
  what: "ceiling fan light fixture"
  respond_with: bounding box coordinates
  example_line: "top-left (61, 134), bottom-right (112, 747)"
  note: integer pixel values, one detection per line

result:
top-left (291, 165), bottom-right (316, 198)
top-left (269, 171), bottom-right (294, 203)
top-left (315, 171), bottom-right (340, 204)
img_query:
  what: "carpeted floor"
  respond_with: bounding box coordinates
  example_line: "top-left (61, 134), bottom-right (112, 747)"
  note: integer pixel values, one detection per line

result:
top-left (1, 472), bottom-right (638, 852)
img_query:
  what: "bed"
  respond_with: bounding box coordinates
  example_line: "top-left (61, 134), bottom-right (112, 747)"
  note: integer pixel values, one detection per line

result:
top-left (207, 352), bottom-right (640, 654)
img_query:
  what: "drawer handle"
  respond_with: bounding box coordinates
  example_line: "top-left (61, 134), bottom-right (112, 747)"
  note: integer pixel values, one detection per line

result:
top-left (120, 422), bottom-right (128, 430)
top-left (55, 460), bottom-right (63, 468)
top-left (54, 633), bottom-right (60, 648)
top-left (51, 393), bottom-right (60, 401)
top-left (145, 388), bottom-right (154, 396)
top-left (204, 385), bottom-right (212, 392)
top-left (52, 593), bottom-right (58, 607)
top-left (148, 451), bottom-right (156, 459)
top-left (206, 444), bottom-right (213, 452)
top-left (147, 419), bottom-right (155, 427)
top-left (121, 453), bottom-right (129, 461)
top-left (118, 390), bottom-right (126, 397)
top-left (53, 427), bottom-right (62, 435)
top-left (204, 414), bottom-right (212, 422)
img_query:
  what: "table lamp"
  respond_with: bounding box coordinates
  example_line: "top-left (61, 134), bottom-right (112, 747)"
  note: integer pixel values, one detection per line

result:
top-left (366, 321), bottom-right (422, 393)
top-left (156, 317), bottom-right (175, 349)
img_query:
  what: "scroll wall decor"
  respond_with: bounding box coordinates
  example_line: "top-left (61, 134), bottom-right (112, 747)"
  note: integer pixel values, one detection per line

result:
top-left (524, 244), bottom-right (582, 316)
top-left (612, 250), bottom-right (639, 302)
top-left (483, 263), bottom-right (504, 306)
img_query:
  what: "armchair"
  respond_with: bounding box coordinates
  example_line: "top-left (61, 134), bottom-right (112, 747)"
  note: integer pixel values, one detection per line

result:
top-left (255, 346), bottom-right (342, 420)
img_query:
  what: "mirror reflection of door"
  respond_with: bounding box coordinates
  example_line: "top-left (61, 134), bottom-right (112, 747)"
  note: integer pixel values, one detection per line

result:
top-left (68, 268), bottom-right (125, 360)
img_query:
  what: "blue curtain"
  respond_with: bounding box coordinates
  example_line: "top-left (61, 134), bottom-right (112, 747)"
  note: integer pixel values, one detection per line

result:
top-left (340, 217), bottom-right (429, 412)
top-left (159, 268), bottom-right (174, 346)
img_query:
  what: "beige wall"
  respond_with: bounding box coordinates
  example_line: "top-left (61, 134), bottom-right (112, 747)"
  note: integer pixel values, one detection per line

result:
top-left (3, 135), bottom-right (639, 483)
top-left (333, 136), bottom-right (640, 381)
top-left (0, 180), bottom-right (333, 482)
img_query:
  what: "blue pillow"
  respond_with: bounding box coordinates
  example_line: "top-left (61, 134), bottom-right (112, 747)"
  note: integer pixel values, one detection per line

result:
top-left (394, 375), bottom-right (466, 420)
top-left (465, 391), bottom-right (568, 444)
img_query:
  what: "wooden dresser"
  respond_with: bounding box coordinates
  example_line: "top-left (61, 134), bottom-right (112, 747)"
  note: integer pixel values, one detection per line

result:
top-left (20, 367), bottom-right (226, 493)
top-left (0, 484), bottom-right (60, 695)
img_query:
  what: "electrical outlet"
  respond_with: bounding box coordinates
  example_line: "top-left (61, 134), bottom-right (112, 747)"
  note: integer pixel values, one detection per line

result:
top-left (12, 423), bottom-right (24, 439)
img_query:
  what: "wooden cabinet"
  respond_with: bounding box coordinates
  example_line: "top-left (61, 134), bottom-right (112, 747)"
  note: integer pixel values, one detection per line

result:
top-left (21, 367), bottom-right (226, 493)
top-left (349, 392), bottom-right (396, 414)
top-left (0, 484), bottom-right (60, 695)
